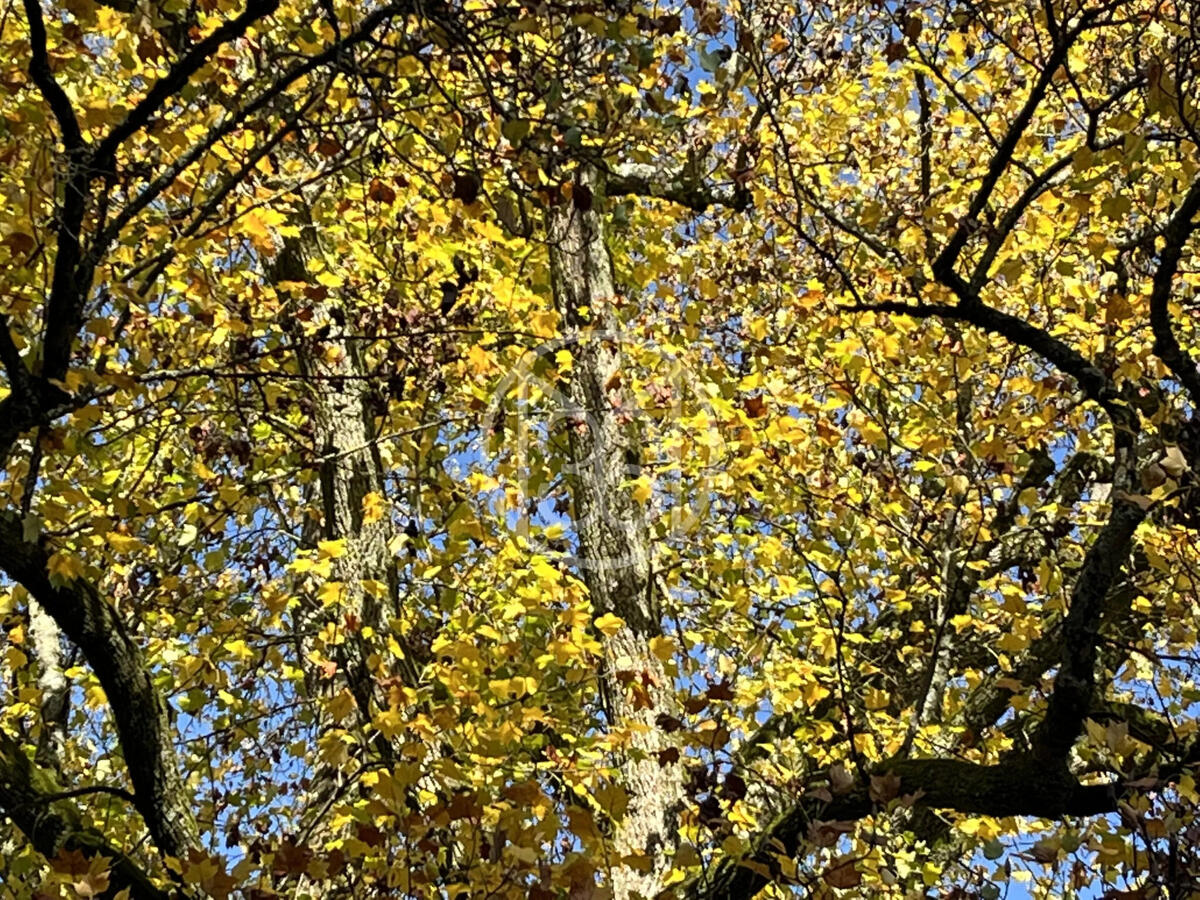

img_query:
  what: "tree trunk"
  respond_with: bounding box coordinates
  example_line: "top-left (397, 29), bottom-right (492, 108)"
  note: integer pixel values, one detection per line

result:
top-left (546, 170), bottom-right (684, 899)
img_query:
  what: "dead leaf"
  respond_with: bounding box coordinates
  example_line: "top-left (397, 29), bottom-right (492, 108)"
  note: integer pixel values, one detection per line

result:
top-left (742, 395), bottom-right (767, 418)
top-left (869, 772), bottom-right (901, 804)
top-left (829, 763), bottom-right (855, 795)
top-left (452, 172), bottom-right (481, 203)
top-left (367, 179), bottom-right (396, 204)
top-left (1162, 445), bottom-right (1188, 478)
top-left (822, 857), bottom-right (862, 888)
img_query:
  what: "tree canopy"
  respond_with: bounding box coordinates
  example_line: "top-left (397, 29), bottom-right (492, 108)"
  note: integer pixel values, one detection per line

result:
top-left (1, 0), bottom-right (1199, 897)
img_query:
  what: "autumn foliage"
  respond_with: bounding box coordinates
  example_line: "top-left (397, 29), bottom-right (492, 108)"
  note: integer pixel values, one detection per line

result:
top-left (1, 0), bottom-right (1200, 898)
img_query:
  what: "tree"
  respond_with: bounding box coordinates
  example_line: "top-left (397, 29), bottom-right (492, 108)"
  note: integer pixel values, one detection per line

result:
top-left (1, 0), bottom-right (1199, 897)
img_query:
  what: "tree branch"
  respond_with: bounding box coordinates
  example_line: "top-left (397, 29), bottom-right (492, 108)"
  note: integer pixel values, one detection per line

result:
top-left (1148, 176), bottom-right (1200, 406)
top-left (607, 162), bottom-right (749, 212)
top-left (694, 756), bottom-right (1121, 900)
top-left (847, 298), bottom-right (1129, 427)
top-left (22, 0), bottom-right (83, 149)
top-left (0, 731), bottom-right (169, 900)
top-left (1031, 497), bottom-right (1146, 762)
top-left (91, 0), bottom-right (282, 169)
top-left (0, 513), bottom-right (199, 861)
top-left (931, 26), bottom-right (1076, 284)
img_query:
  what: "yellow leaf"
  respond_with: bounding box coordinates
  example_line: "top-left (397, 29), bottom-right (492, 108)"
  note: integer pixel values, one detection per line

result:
top-left (361, 491), bottom-right (387, 524)
top-left (317, 539), bottom-right (347, 559)
top-left (863, 687), bottom-right (890, 710)
top-left (467, 344), bottom-right (494, 375)
top-left (106, 532), bottom-right (141, 553)
top-left (317, 581), bottom-right (343, 606)
top-left (325, 689), bottom-right (356, 722)
top-left (649, 636), bottom-right (676, 662)
top-left (594, 613), bottom-right (625, 636)
top-left (241, 209), bottom-right (283, 253)
top-left (631, 476), bottom-right (654, 503)
top-left (48, 551), bottom-right (85, 581)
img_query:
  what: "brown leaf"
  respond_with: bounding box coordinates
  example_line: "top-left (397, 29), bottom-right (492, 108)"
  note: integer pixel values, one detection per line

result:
top-left (655, 713), bottom-right (684, 733)
top-left (657, 14), bottom-right (682, 34)
top-left (1027, 839), bottom-right (1058, 864)
top-left (722, 772), bottom-right (747, 800)
top-left (698, 8), bottom-right (723, 34)
top-left (4, 232), bottom-right (35, 255)
top-left (869, 772), bottom-right (901, 804)
top-left (1162, 445), bottom-right (1188, 478)
top-left (1115, 490), bottom-right (1153, 511)
top-left (271, 839), bottom-right (313, 876)
top-left (1140, 463), bottom-right (1167, 491)
top-left (50, 849), bottom-right (91, 876)
top-left (809, 819), bottom-right (856, 847)
top-left (72, 870), bottom-right (110, 900)
top-left (742, 395), bottom-right (767, 418)
top-left (446, 791), bottom-right (483, 820)
top-left (705, 679), bottom-right (735, 701)
top-left (356, 823), bottom-right (385, 847)
top-left (368, 179), bottom-right (397, 204)
top-left (683, 696), bottom-right (708, 714)
top-left (822, 857), bottom-right (862, 889)
top-left (829, 763), bottom-right (855, 795)
top-left (137, 36), bottom-right (160, 61)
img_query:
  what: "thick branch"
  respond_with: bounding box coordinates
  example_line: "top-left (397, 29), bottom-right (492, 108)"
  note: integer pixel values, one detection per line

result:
top-left (695, 756), bottom-right (1120, 900)
top-left (24, 0), bottom-right (90, 380)
top-left (0, 513), bottom-right (199, 860)
top-left (35, 2), bottom-right (421, 412)
top-left (1032, 497), bottom-right (1146, 761)
top-left (0, 316), bottom-right (74, 462)
top-left (1148, 177), bottom-right (1200, 405)
top-left (608, 162), bottom-right (748, 212)
top-left (851, 298), bottom-right (1131, 430)
top-left (22, 0), bottom-right (83, 149)
top-left (0, 732), bottom-right (169, 900)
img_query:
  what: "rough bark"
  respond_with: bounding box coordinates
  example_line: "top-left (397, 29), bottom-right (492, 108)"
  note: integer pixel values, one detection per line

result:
top-left (272, 234), bottom-right (400, 726)
top-left (546, 170), bottom-right (684, 899)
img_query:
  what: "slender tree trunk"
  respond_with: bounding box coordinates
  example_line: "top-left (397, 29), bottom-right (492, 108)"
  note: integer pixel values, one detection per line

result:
top-left (546, 170), bottom-right (684, 899)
